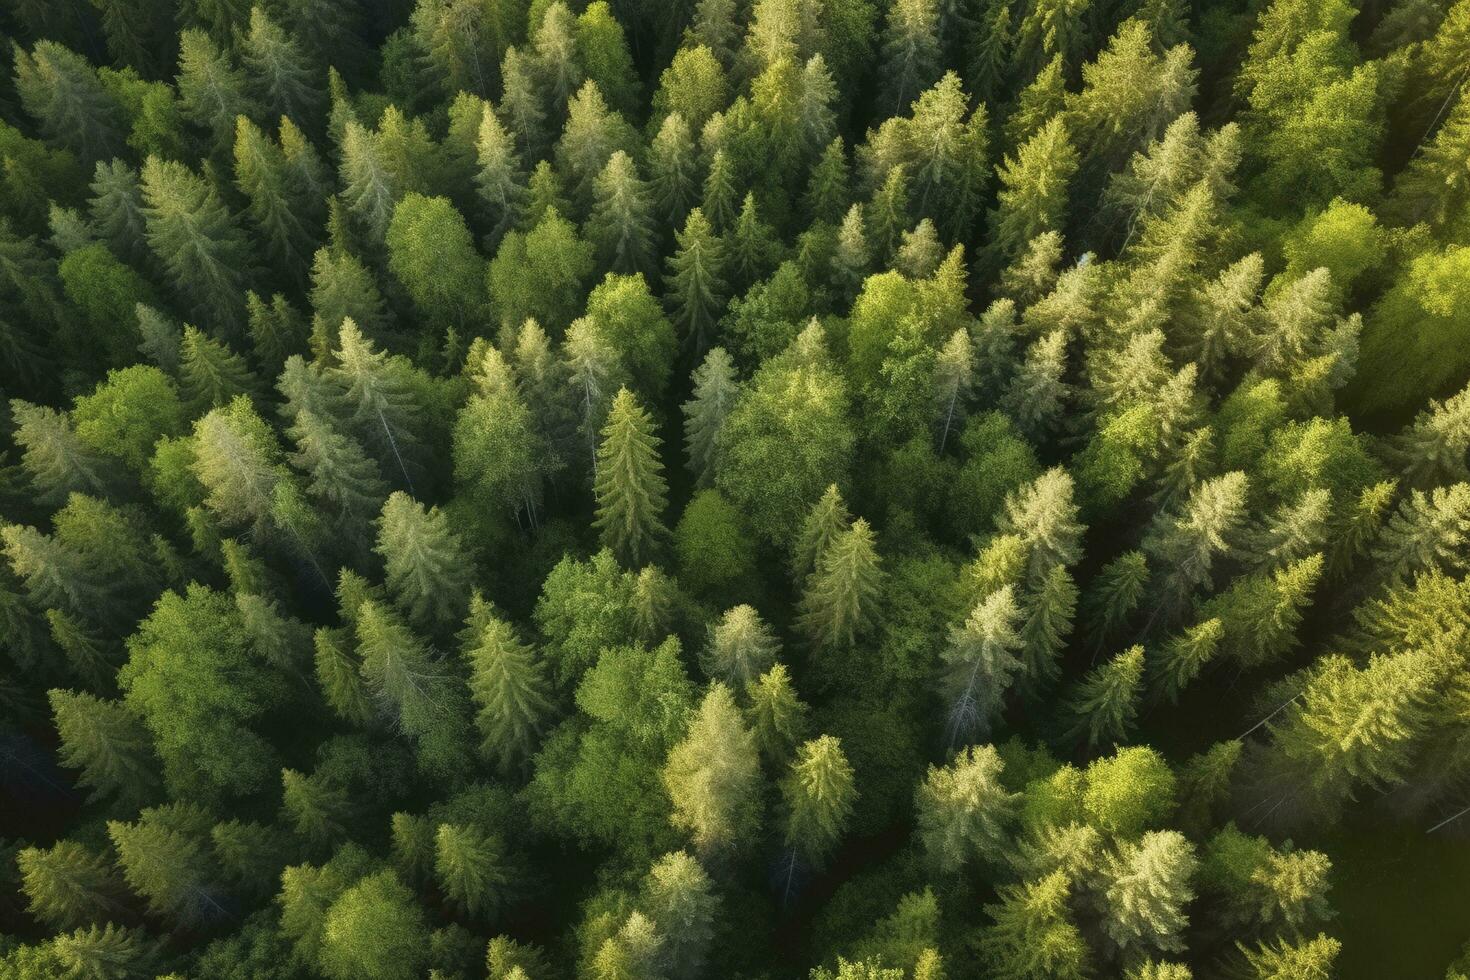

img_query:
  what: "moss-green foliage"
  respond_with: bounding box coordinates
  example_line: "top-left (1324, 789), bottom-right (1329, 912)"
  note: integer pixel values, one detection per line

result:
top-left (4, 1), bottom-right (1470, 976)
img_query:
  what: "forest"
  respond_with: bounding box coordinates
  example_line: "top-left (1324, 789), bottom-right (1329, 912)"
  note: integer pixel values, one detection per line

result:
top-left (0, 0), bottom-right (1469, 975)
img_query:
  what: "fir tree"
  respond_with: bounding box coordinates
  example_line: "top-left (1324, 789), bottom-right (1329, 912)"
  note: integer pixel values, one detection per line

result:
top-left (798, 517), bottom-right (884, 651)
top-left (1064, 645), bottom-right (1145, 748)
top-left (781, 734), bottom-right (856, 867)
top-left (747, 662), bottom-right (810, 764)
top-left (663, 682), bottom-right (763, 855)
top-left (17, 841), bottom-right (125, 930)
top-left (664, 208), bottom-right (728, 353)
top-left (241, 7), bottom-right (321, 126)
top-left (588, 151), bottom-right (656, 276)
top-left (703, 604), bottom-right (779, 688)
top-left (435, 822), bottom-right (510, 917)
top-left (915, 744), bottom-right (1016, 873)
top-left (593, 388), bottom-right (669, 567)
top-left (682, 346), bottom-right (740, 486)
top-left (641, 851), bottom-right (719, 977)
top-left (474, 103), bottom-right (528, 251)
top-left (465, 609), bottom-right (554, 771)
top-left (375, 492), bottom-right (473, 629)
top-left (12, 41), bottom-right (125, 163)
top-left (979, 871), bottom-right (1089, 980)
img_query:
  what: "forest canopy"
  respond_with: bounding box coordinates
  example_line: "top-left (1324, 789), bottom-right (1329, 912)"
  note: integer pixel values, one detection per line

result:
top-left (1, 0), bottom-right (1469, 977)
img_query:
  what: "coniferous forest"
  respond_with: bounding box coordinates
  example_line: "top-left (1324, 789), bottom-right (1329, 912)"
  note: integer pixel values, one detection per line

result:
top-left (3, 0), bottom-right (1470, 975)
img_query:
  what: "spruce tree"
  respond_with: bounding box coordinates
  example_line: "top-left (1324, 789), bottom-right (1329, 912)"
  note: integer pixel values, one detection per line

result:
top-left (48, 690), bottom-right (160, 807)
top-left (663, 682), bottom-right (763, 855)
top-left (1100, 830), bottom-right (1198, 955)
top-left (641, 851), bottom-right (719, 977)
top-left (435, 822), bottom-right (510, 917)
top-left (915, 744), bottom-right (1016, 873)
top-left (176, 29), bottom-right (258, 148)
top-left (475, 103), bottom-right (528, 251)
top-left (588, 150), bottom-right (656, 276)
top-left (878, 0), bottom-right (941, 115)
top-left (987, 117), bottom-right (1077, 270)
top-left (465, 609), bottom-right (554, 771)
top-left (979, 871), bottom-right (1089, 980)
top-left (791, 483), bottom-right (850, 582)
top-left (593, 388), bottom-right (669, 567)
top-left (703, 604), bottom-right (780, 688)
top-left (649, 113), bottom-right (699, 226)
top-left (682, 346), bottom-right (740, 486)
top-left (781, 734), bottom-right (856, 867)
top-left (747, 662), bottom-right (810, 764)
top-left (241, 7), bottom-right (322, 126)
top-left (664, 208), bottom-right (728, 353)
top-left (12, 41), bottom-right (125, 163)
top-left (180, 325), bottom-right (263, 415)
top-left (1064, 645), bottom-right (1145, 748)
top-left (1151, 618), bottom-right (1223, 704)
top-left (375, 491), bottom-right (473, 629)
top-left (17, 841), bottom-right (125, 930)
top-left (798, 518), bottom-right (884, 651)
top-left (940, 586), bottom-right (1023, 745)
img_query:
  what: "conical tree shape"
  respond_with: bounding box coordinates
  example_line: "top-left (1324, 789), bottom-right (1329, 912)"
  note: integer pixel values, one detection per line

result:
top-left (798, 518), bottom-right (884, 651)
top-left (593, 388), bottom-right (669, 567)
top-left (940, 585), bottom-right (1023, 745)
top-left (465, 609), bottom-right (554, 771)
top-left (979, 871), bottom-right (1088, 980)
top-left (475, 103), bottom-right (528, 250)
top-left (663, 682), bottom-right (763, 855)
top-left (241, 7), bottom-right (322, 126)
top-left (781, 734), bottom-right (856, 866)
top-left (588, 150), bottom-right (656, 276)
top-left (682, 346), bottom-right (740, 487)
top-left (702, 604), bottom-right (780, 688)
top-left (746, 662), bottom-right (809, 764)
top-left (7, 400), bottom-right (112, 506)
top-left (664, 208), bottom-right (728, 353)
top-left (641, 851), bottom-right (719, 977)
top-left (435, 822), bottom-right (510, 918)
top-left (48, 690), bottom-right (160, 807)
top-left (17, 841), bottom-right (125, 930)
top-left (915, 743), bottom-right (1016, 873)
top-left (374, 491), bottom-right (472, 629)
top-left (791, 484), bottom-right (850, 583)
top-left (180, 326), bottom-right (263, 415)
top-left (1064, 645), bottom-right (1145, 748)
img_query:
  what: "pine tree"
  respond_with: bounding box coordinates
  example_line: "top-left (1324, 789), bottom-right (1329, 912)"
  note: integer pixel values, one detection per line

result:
top-left (933, 329), bottom-right (973, 454)
top-left (241, 7), bottom-right (321, 126)
top-left (327, 320), bottom-right (430, 491)
top-left (7, 400), bottom-right (112, 506)
top-left (940, 586), bottom-right (1023, 745)
top-left (805, 137), bottom-right (851, 223)
top-left (48, 689), bottom-right (160, 807)
top-left (310, 248), bottom-right (393, 347)
top-left (979, 871), bottom-right (1089, 980)
top-left (588, 151), bottom-right (656, 276)
top-left (1064, 645), bottom-right (1145, 748)
top-left (663, 682), bottom-right (763, 855)
top-left (781, 734), bottom-right (856, 868)
top-left (465, 609), bottom-right (554, 771)
top-left (247, 291), bottom-right (308, 374)
top-left (1085, 550), bottom-right (1149, 644)
top-left (1002, 330), bottom-right (1070, 441)
top-left (140, 157), bottom-right (254, 334)
top-left (234, 117), bottom-right (320, 279)
top-left (682, 346), bottom-right (740, 486)
top-left (1151, 618), bottom-right (1222, 703)
top-left (435, 822), bottom-right (510, 917)
top-left (314, 627), bottom-right (375, 727)
top-left (176, 29), bottom-right (258, 148)
top-left (915, 744), bottom-right (1016, 873)
top-left (281, 767), bottom-right (352, 847)
top-left (375, 491), bottom-right (472, 629)
top-left (17, 841), bottom-right (125, 930)
top-left (577, 2), bottom-right (640, 119)
top-left (411, 0), bottom-right (506, 98)
top-left (1019, 565), bottom-right (1077, 693)
top-left (701, 148), bottom-right (739, 230)
top-left (107, 804), bottom-right (223, 925)
top-left (556, 81), bottom-right (637, 214)
top-left (703, 604), bottom-right (780, 688)
top-left (355, 599), bottom-right (471, 776)
top-left (987, 117), bottom-right (1078, 270)
top-left (798, 518), bottom-right (884, 650)
top-left (747, 662), bottom-right (809, 763)
top-left (593, 388), bottom-right (669, 567)
top-left (1143, 471), bottom-right (1250, 607)
top-left (641, 851), bottom-right (719, 977)
top-left (999, 468), bottom-right (1085, 586)
top-left (475, 103), bottom-right (528, 250)
top-left (1389, 381), bottom-right (1470, 488)
top-left (879, 0), bottom-right (941, 114)
top-left (88, 160), bottom-right (149, 266)
top-left (730, 193), bottom-right (782, 291)
top-left (52, 923), bottom-right (158, 979)
top-left (533, 2), bottom-right (584, 115)
top-left (664, 208), bottom-right (728, 353)
top-left (649, 112), bottom-right (699, 226)
top-left (1100, 830), bottom-right (1198, 955)
top-left (1389, 91), bottom-right (1470, 233)
top-left (1204, 554), bottom-right (1322, 669)
top-left (792, 484), bottom-right (851, 582)
top-left (12, 41), bottom-right (125, 163)
top-left (831, 203), bottom-right (871, 300)
top-left (1373, 483), bottom-right (1470, 584)
top-left (500, 46), bottom-right (549, 161)
top-left (897, 219), bottom-right (943, 279)
top-left (289, 409), bottom-right (387, 534)
top-left (180, 325), bottom-right (263, 415)
top-left (1239, 933), bottom-right (1341, 979)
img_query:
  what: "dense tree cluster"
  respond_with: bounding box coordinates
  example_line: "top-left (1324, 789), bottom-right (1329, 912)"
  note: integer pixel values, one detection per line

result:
top-left (0, 0), bottom-right (1469, 976)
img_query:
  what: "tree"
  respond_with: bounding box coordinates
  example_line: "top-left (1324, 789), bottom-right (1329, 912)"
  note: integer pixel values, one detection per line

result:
top-left (465, 609), bottom-right (554, 771)
top-left (17, 841), bottom-right (125, 930)
top-left (375, 492), bottom-right (473, 629)
top-left (998, 468), bottom-right (1084, 587)
top-left (1152, 618), bottom-right (1223, 703)
top-left (798, 518), bottom-right (883, 651)
top-left (386, 193), bottom-right (487, 327)
top-left (1239, 933), bottom-right (1341, 979)
top-left (488, 208), bottom-right (595, 331)
top-left (593, 388), bottom-right (669, 567)
top-left (411, 0), bottom-right (514, 99)
top-left (180, 325), bottom-right (263, 415)
top-left (176, 30), bottom-right (258, 148)
top-left (319, 870), bottom-right (430, 980)
top-left (577, 2), bottom-right (640, 118)
top-left (682, 347), bottom-right (740, 486)
top-left (878, 0), bottom-right (941, 114)
top-left (1373, 483), bottom-right (1470, 583)
top-left (664, 208), bottom-right (728, 353)
top-left (781, 734), bottom-right (856, 869)
top-left (747, 663), bottom-right (809, 764)
top-left (51, 923), bottom-right (158, 979)
top-left (1002, 331), bottom-right (1070, 441)
top-left (474, 103), bottom-right (528, 250)
top-left (12, 41), bottom-right (125, 163)
top-left (933, 329), bottom-right (973, 454)
top-left (1388, 380), bottom-right (1470, 488)
top-left (702, 604), bottom-right (779, 688)
top-left (435, 822), bottom-right (510, 918)
top-left (48, 690), bottom-right (160, 807)
top-left (107, 803), bottom-right (223, 925)
top-left (979, 871), bottom-right (1089, 980)
top-left (940, 586), bottom-right (1023, 745)
top-left (1100, 830), bottom-right (1198, 955)
top-left (355, 599), bottom-right (471, 776)
top-left (1143, 472), bottom-right (1250, 608)
top-left (241, 7), bottom-right (321, 125)
top-left (915, 744), bottom-right (1016, 873)
top-left (1064, 646), bottom-right (1145, 748)
top-left (649, 113), bottom-right (699, 225)
top-left (662, 682), bottom-right (762, 855)
top-left (987, 117), bottom-right (1077, 270)
top-left (140, 156), bottom-right (253, 333)
top-left (641, 851), bottom-right (718, 977)
top-left (454, 348), bottom-right (544, 529)
top-left (7, 400), bottom-right (113, 506)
